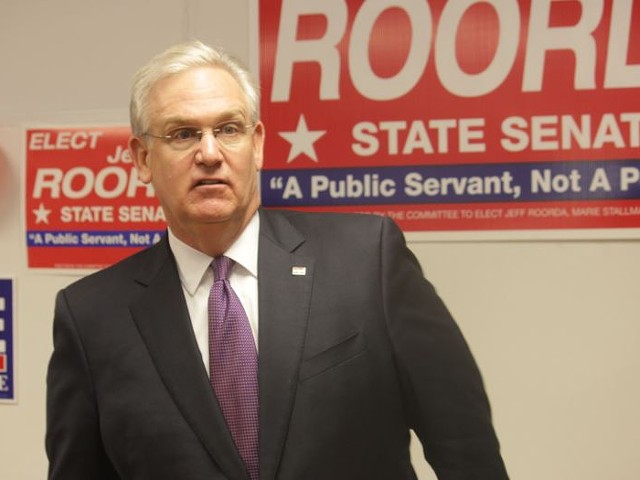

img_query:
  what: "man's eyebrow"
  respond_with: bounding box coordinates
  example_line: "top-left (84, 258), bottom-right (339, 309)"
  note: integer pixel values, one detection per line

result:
top-left (159, 110), bottom-right (248, 129)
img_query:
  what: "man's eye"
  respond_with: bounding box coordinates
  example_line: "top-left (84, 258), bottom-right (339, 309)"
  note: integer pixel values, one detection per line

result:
top-left (218, 123), bottom-right (242, 136)
top-left (170, 128), bottom-right (199, 141)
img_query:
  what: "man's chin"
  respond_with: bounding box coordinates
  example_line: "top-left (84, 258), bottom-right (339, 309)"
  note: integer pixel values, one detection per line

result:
top-left (196, 209), bottom-right (247, 226)
top-left (187, 200), bottom-right (258, 227)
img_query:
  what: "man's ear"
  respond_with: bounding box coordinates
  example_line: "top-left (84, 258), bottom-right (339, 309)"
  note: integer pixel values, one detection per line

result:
top-left (129, 136), bottom-right (152, 184)
top-left (252, 121), bottom-right (265, 171)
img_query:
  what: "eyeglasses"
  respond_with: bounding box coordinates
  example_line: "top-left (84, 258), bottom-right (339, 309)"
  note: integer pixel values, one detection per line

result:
top-left (144, 122), bottom-right (256, 151)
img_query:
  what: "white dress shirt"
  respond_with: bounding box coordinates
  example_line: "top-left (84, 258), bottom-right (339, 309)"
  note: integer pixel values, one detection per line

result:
top-left (168, 213), bottom-right (260, 375)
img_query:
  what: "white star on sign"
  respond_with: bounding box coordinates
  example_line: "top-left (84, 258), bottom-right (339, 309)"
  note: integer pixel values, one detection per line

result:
top-left (33, 202), bottom-right (52, 224)
top-left (278, 114), bottom-right (326, 163)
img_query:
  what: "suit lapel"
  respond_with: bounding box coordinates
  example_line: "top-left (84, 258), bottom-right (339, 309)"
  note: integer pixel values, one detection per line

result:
top-left (127, 213), bottom-right (315, 480)
top-left (129, 238), bottom-right (248, 480)
top-left (257, 210), bottom-right (314, 480)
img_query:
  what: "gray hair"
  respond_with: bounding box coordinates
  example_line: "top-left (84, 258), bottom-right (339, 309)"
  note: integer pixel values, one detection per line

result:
top-left (129, 40), bottom-right (260, 136)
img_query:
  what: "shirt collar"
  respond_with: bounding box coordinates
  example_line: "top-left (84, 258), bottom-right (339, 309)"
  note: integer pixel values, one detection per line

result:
top-left (168, 212), bottom-right (260, 296)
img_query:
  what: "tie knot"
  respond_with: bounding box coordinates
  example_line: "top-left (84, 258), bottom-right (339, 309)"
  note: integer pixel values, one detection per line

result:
top-left (212, 256), bottom-right (234, 282)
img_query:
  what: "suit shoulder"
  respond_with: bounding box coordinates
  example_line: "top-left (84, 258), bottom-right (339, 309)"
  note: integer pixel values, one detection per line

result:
top-left (269, 209), bottom-right (393, 234)
top-left (261, 209), bottom-right (406, 257)
top-left (62, 238), bottom-right (168, 297)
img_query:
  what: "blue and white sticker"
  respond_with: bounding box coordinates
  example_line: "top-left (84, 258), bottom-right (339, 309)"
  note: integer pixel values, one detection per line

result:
top-left (0, 278), bottom-right (15, 402)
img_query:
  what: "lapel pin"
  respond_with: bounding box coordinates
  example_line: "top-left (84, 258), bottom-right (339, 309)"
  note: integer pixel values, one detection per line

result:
top-left (291, 266), bottom-right (307, 276)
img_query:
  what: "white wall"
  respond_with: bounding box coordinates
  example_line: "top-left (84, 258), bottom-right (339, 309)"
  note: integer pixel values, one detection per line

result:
top-left (1, 1), bottom-right (639, 479)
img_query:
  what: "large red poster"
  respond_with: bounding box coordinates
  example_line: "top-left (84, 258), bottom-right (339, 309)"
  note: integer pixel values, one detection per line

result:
top-left (258, 0), bottom-right (640, 236)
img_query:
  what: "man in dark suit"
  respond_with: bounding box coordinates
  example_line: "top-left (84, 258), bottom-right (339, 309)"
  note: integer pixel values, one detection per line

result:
top-left (46, 40), bottom-right (508, 479)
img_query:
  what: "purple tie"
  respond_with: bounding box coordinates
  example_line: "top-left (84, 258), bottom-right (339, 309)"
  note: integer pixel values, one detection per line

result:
top-left (208, 256), bottom-right (259, 480)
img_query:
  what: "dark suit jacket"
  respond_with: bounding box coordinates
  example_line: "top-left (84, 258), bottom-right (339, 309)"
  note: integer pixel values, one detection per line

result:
top-left (46, 209), bottom-right (508, 479)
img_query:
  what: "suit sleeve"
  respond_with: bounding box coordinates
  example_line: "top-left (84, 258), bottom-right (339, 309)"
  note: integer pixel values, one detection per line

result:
top-left (379, 217), bottom-right (509, 479)
top-left (46, 290), bottom-right (119, 480)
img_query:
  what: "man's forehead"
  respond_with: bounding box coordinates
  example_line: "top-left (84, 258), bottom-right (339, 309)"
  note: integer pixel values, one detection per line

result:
top-left (147, 67), bottom-right (249, 123)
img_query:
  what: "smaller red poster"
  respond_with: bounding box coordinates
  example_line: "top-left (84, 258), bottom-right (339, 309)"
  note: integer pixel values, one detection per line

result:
top-left (25, 127), bottom-right (166, 269)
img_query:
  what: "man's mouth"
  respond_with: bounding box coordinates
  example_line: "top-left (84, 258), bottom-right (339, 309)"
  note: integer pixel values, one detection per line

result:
top-left (196, 179), bottom-right (225, 186)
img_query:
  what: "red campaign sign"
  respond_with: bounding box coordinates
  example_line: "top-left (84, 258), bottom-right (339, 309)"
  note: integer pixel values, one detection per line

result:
top-left (258, 0), bottom-right (640, 235)
top-left (25, 127), bottom-right (166, 269)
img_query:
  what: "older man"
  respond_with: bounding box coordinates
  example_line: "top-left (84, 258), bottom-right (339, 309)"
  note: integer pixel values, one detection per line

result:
top-left (46, 40), bottom-right (508, 479)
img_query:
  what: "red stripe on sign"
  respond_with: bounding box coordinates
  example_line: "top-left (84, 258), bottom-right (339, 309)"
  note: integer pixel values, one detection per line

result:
top-left (0, 354), bottom-right (6, 373)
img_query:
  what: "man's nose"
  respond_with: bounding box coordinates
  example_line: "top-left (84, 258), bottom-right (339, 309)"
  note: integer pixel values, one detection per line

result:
top-left (196, 130), bottom-right (223, 163)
